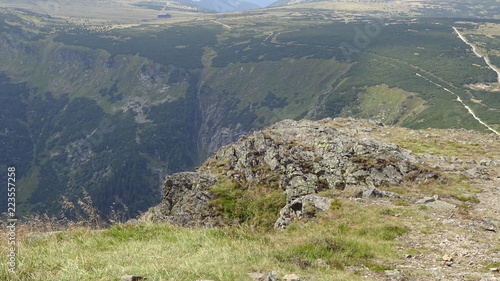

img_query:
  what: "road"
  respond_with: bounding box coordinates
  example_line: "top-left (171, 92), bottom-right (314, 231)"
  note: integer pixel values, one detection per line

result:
top-left (453, 26), bottom-right (500, 83)
top-left (416, 73), bottom-right (500, 136)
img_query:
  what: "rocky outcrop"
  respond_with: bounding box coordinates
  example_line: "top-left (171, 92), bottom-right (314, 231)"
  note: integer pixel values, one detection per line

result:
top-left (139, 172), bottom-right (222, 227)
top-left (201, 119), bottom-right (436, 200)
top-left (140, 118), bottom-right (443, 227)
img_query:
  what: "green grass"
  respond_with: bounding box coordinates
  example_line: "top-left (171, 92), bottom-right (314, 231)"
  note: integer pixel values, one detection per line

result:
top-left (398, 140), bottom-right (486, 158)
top-left (1, 199), bottom-right (412, 281)
top-left (209, 176), bottom-right (287, 229)
top-left (486, 262), bottom-right (500, 270)
top-left (348, 84), bottom-right (426, 125)
top-left (374, 126), bottom-right (499, 162)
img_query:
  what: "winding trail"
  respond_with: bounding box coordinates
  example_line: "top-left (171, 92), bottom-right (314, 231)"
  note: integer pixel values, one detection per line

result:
top-left (416, 73), bottom-right (500, 135)
top-left (453, 26), bottom-right (500, 83)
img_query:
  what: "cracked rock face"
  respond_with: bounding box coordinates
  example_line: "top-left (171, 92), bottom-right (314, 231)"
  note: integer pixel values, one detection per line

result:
top-left (140, 172), bottom-right (222, 227)
top-left (140, 118), bottom-right (442, 227)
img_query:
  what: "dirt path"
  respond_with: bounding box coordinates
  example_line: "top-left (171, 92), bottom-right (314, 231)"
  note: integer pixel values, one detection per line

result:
top-left (212, 20), bottom-right (231, 29)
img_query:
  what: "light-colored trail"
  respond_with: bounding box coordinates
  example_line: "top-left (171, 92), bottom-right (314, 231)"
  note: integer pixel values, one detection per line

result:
top-left (262, 32), bottom-right (273, 44)
top-left (212, 20), bottom-right (231, 29)
top-left (416, 73), bottom-right (500, 135)
top-left (453, 26), bottom-right (500, 83)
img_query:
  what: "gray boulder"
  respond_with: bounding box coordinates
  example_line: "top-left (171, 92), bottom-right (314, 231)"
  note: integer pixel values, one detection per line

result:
top-left (275, 195), bottom-right (333, 229)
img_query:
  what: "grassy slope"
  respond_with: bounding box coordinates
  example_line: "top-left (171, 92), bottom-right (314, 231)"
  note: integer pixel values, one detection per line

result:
top-left (0, 37), bottom-right (189, 114)
top-left (202, 57), bottom-right (350, 126)
top-left (2, 122), bottom-right (499, 280)
top-left (345, 84), bottom-right (426, 125)
top-left (2, 201), bottom-right (412, 281)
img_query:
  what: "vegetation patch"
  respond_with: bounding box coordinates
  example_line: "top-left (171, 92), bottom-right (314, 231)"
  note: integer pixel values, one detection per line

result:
top-left (1, 195), bottom-right (414, 280)
top-left (347, 84), bottom-right (426, 125)
top-left (209, 177), bottom-right (286, 228)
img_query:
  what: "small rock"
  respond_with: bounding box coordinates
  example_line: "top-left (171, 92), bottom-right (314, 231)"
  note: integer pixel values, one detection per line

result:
top-left (283, 273), bottom-right (301, 281)
top-left (316, 259), bottom-right (329, 267)
top-left (362, 186), bottom-right (400, 199)
top-left (491, 268), bottom-right (499, 272)
top-left (442, 254), bottom-right (453, 262)
top-left (385, 269), bottom-right (401, 276)
top-left (121, 276), bottom-right (147, 281)
top-left (274, 195), bottom-right (333, 229)
top-left (480, 159), bottom-right (491, 166)
top-left (385, 269), bottom-right (415, 280)
top-left (416, 196), bottom-right (436, 204)
top-left (426, 200), bottom-right (456, 211)
top-left (248, 272), bottom-right (276, 281)
top-left (461, 166), bottom-right (490, 179)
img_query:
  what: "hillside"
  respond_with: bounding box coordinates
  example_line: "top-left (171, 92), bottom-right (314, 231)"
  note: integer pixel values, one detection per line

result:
top-left (1, 1), bottom-right (500, 220)
top-left (1, 118), bottom-right (499, 280)
top-left (268, 0), bottom-right (500, 19)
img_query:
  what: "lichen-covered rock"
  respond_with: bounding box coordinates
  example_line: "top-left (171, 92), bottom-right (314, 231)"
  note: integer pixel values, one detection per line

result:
top-left (202, 119), bottom-right (435, 204)
top-left (140, 172), bottom-right (222, 227)
top-left (140, 118), bottom-right (442, 227)
top-left (274, 195), bottom-right (334, 229)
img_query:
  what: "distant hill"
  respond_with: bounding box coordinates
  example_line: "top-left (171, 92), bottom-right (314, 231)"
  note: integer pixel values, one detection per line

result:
top-left (178, 0), bottom-right (262, 12)
top-left (267, 0), bottom-right (500, 19)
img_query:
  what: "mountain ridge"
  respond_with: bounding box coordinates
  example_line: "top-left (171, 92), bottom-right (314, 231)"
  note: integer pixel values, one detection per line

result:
top-left (139, 118), bottom-right (500, 228)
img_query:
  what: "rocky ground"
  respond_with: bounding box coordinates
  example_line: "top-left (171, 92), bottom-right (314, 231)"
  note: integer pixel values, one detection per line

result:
top-left (359, 173), bottom-right (500, 281)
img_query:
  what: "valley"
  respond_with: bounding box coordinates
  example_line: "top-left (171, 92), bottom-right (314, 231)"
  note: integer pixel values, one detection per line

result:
top-left (0, 0), bottom-right (499, 222)
top-left (0, 1), bottom-right (500, 280)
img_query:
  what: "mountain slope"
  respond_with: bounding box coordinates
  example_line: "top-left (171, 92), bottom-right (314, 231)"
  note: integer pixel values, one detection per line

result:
top-left (0, 7), bottom-right (499, 219)
top-left (1, 118), bottom-right (499, 280)
top-left (268, 0), bottom-right (500, 20)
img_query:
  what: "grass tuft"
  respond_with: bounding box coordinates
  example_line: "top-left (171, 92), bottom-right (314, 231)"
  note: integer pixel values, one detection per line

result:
top-left (209, 176), bottom-right (286, 229)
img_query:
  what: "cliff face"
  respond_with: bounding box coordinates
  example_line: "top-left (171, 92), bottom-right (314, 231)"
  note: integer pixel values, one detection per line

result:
top-left (141, 118), bottom-right (498, 228)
